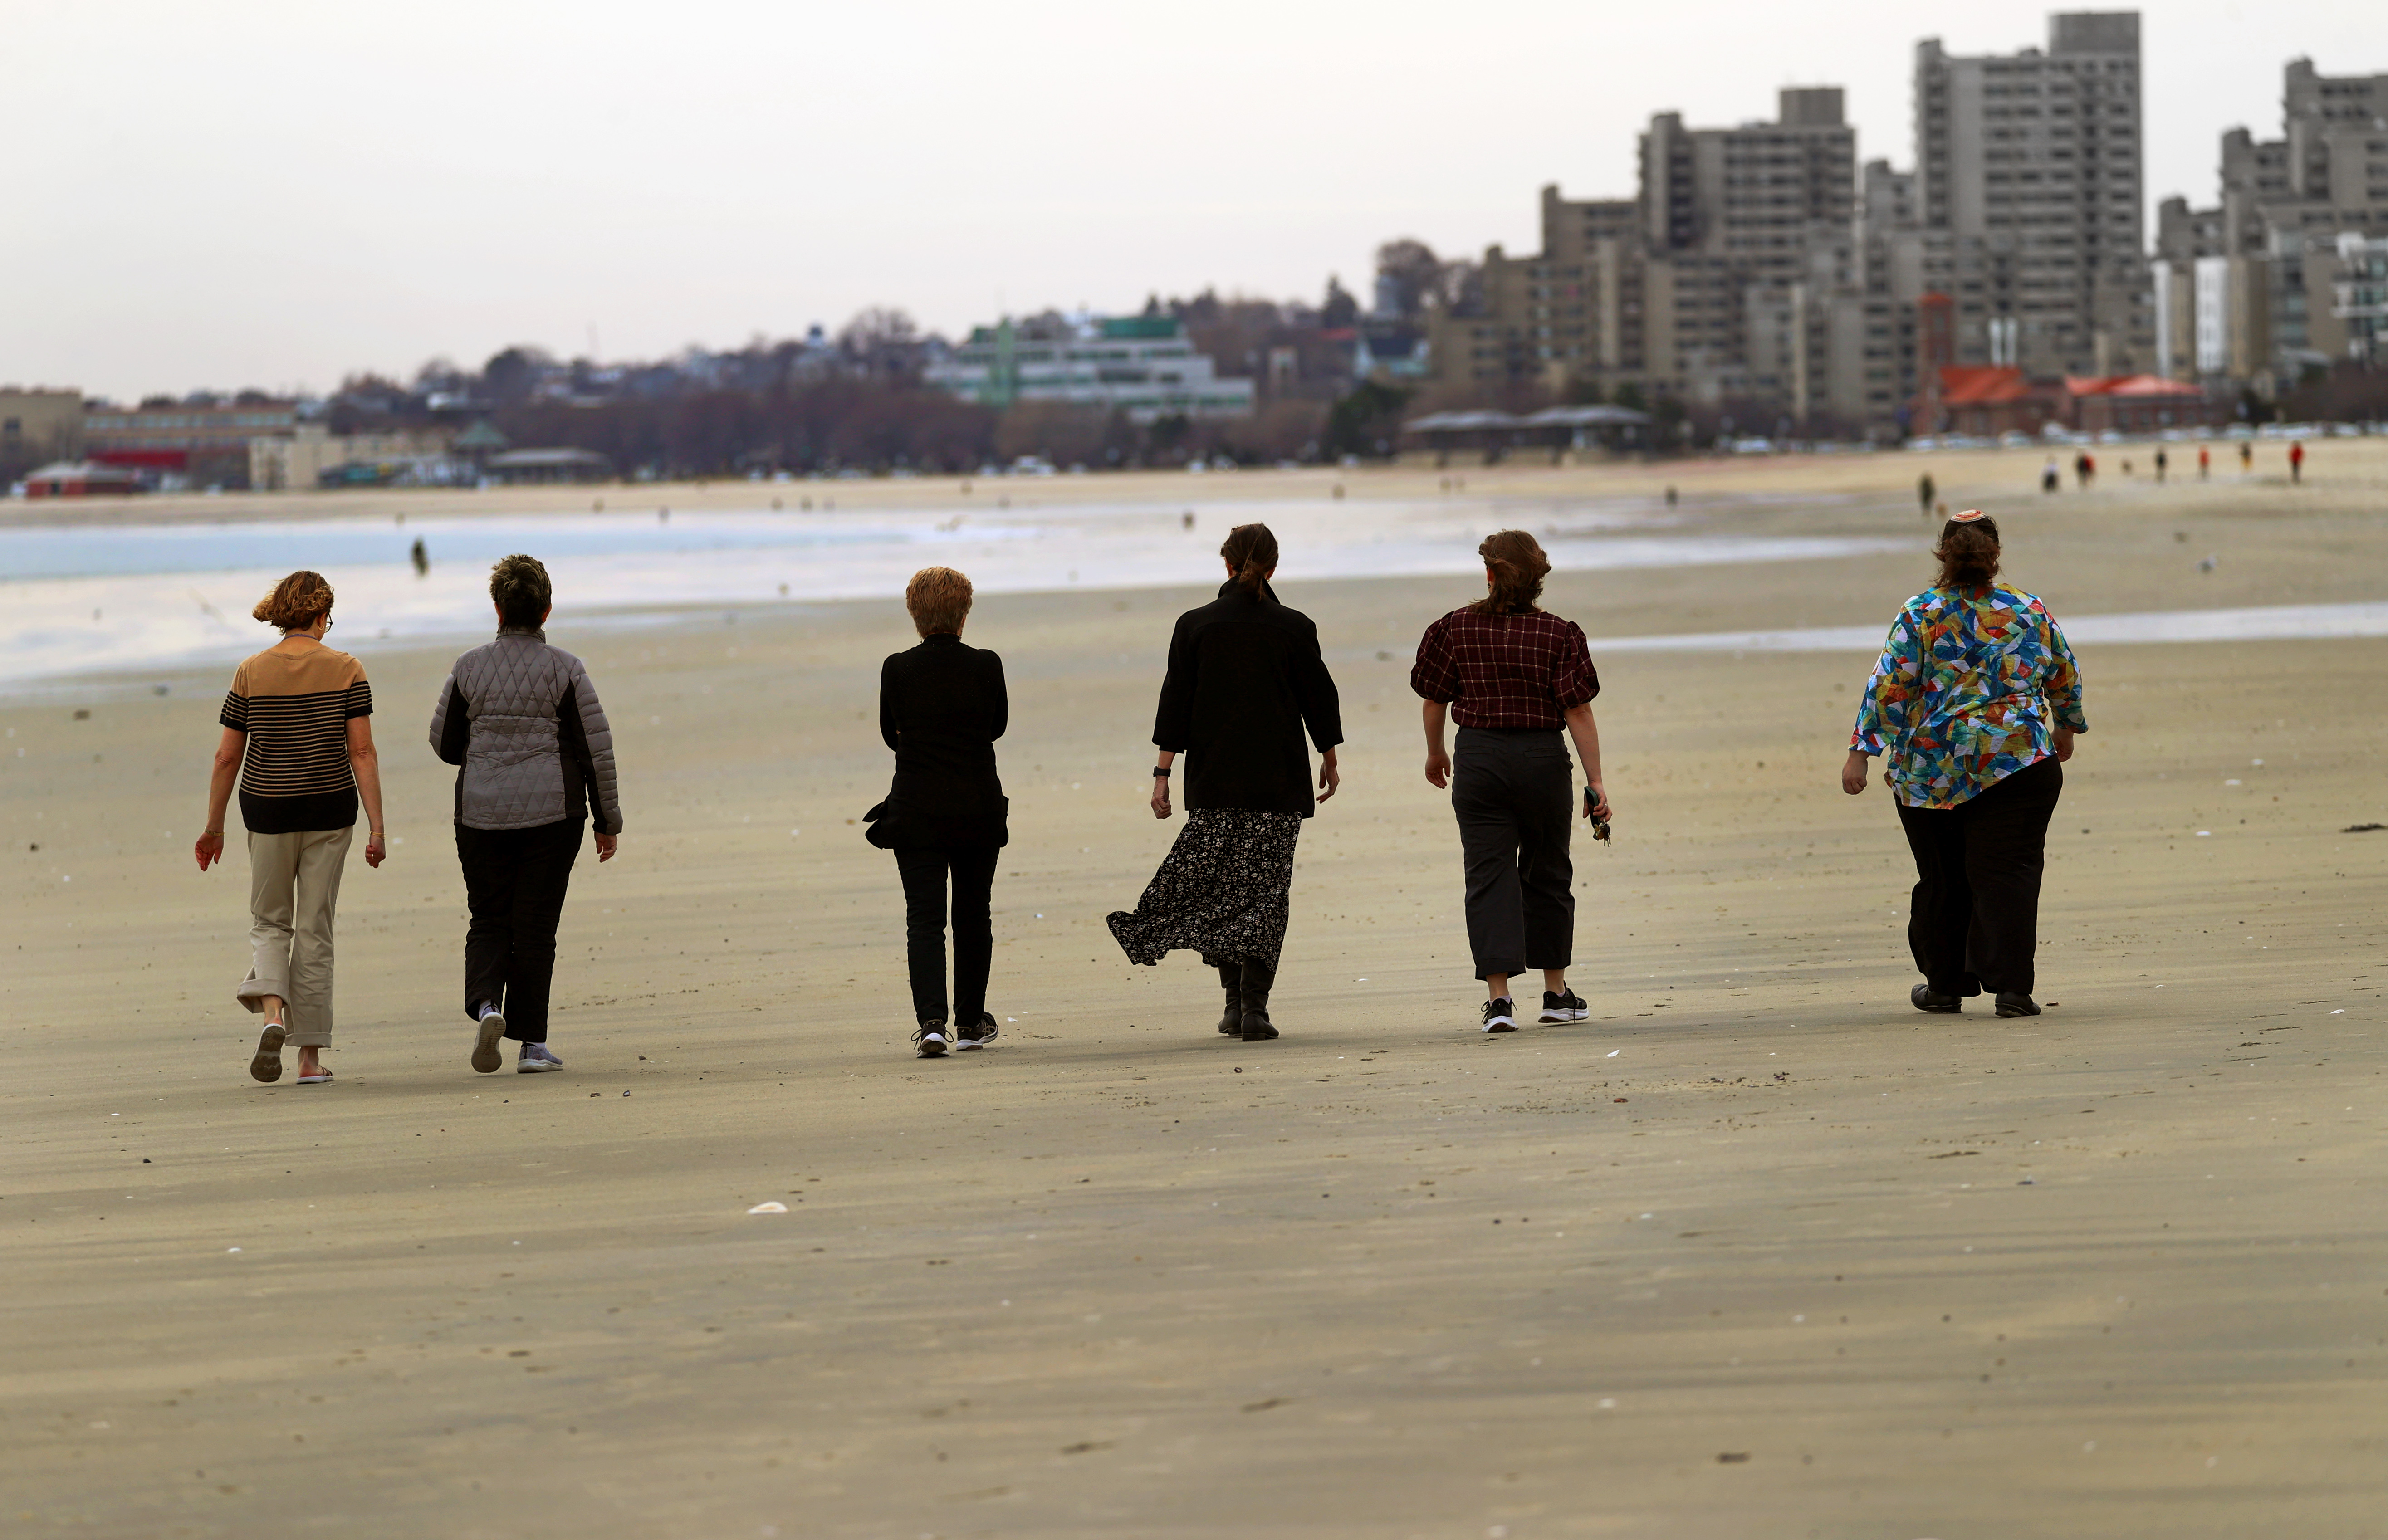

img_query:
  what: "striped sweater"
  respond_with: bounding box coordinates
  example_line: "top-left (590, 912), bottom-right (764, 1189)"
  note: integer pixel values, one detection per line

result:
top-left (219, 641), bottom-right (373, 834)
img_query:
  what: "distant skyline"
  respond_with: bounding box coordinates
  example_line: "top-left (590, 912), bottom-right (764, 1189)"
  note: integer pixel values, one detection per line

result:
top-left (3, 0), bottom-right (2377, 401)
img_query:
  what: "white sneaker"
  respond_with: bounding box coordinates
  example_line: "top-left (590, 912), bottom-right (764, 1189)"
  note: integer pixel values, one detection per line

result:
top-left (517, 1043), bottom-right (563, 1073)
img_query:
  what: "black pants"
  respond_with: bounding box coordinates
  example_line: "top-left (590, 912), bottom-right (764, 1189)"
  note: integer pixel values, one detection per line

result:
top-left (456, 818), bottom-right (582, 1043)
top-left (1894, 757), bottom-right (2062, 997)
top-left (1451, 726), bottom-right (1575, 981)
top-left (896, 845), bottom-right (999, 1026)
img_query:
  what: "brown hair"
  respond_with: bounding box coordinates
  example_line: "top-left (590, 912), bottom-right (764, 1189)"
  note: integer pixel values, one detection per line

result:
top-left (1471, 529), bottom-right (1551, 615)
top-left (905, 566), bottom-right (974, 636)
top-left (1219, 523), bottom-right (1278, 600)
top-left (491, 552), bottom-right (553, 629)
top-left (1933, 514), bottom-right (2002, 590)
top-left (253, 570), bottom-right (334, 631)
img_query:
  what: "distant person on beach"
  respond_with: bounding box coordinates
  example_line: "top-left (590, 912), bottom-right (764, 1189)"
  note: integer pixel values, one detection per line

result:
top-left (2074, 451), bottom-right (2093, 490)
top-left (865, 567), bottom-right (1008, 1058)
top-left (2199, 444), bottom-right (2211, 479)
top-left (1412, 531), bottom-right (1609, 1033)
top-left (2289, 441), bottom-right (2305, 483)
top-left (2154, 448), bottom-right (2168, 484)
top-left (2239, 440), bottom-right (2252, 472)
top-left (429, 554), bottom-right (621, 1075)
top-left (1840, 510), bottom-right (2085, 1019)
top-left (2042, 456), bottom-right (2060, 494)
top-left (195, 571), bottom-right (385, 1086)
top-left (1917, 473), bottom-right (1935, 518)
top-left (1107, 523), bottom-right (1342, 1042)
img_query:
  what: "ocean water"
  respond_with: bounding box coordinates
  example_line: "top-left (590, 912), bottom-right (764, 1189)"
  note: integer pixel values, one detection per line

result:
top-left (0, 496), bottom-right (1902, 691)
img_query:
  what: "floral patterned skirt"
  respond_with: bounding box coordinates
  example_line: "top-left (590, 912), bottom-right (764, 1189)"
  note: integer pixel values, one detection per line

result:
top-left (1106, 808), bottom-right (1302, 969)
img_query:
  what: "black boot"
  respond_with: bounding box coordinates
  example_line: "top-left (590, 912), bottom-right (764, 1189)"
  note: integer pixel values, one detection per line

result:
top-left (1238, 957), bottom-right (1280, 1041)
top-left (1911, 983), bottom-right (1962, 1014)
top-left (1215, 963), bottom-right (1244, 1035)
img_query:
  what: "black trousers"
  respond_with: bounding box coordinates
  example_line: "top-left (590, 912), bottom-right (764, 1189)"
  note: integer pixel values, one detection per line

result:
top-left (896, 845), bottom-right (999, 1026)
top-left (1451, 726), bottom-right (1575, 981)
top-left (1894, 757), bottom-right (2062, 997)
top-left (456, 818), bottom-right (582, 1043)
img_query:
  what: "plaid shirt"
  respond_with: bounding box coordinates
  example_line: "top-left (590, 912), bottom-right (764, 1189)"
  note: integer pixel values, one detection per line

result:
top-left (1410, 606), bottom-right (1599, 729)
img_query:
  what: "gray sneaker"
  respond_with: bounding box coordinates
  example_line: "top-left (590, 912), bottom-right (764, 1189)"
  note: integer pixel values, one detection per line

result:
top-left (472, 1005), bottom-right (507, 1073)
top-left (517, 1043), bottom-right (564, 1073)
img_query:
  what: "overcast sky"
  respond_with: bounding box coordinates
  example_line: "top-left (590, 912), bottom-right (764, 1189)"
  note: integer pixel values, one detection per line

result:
top-left (3, 0), bottom-right (2375, 400)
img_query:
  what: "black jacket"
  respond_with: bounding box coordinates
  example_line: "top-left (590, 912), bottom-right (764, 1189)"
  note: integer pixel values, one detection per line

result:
top-left (868, 635), bottom-right (1008, 850)
top-left (1154, 579), bottom-right (1343, 817)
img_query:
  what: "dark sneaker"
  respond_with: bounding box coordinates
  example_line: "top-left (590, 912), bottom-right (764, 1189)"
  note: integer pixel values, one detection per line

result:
top-left (1538, 989), bottom-right (1588, 1024)
top-left (957, 1013), bottom-right (998, 1050)
top-left (1994, 992), bottom-right (2041, 1018)
top-left (1481, 997), bottom-right (1517, 1033)
top-left (1910, 984), bottom-right (1962, 1014)
top-left (913, 1021), bottom-right (949, 1058)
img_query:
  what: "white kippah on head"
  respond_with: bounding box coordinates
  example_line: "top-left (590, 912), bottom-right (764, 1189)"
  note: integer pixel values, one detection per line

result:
top-left (1950, 508), bottom-right (1988, 523)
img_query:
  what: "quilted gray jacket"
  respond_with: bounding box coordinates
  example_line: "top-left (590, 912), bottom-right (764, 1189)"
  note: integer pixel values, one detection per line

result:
top-left (429, 628), bottom-right (622, 833)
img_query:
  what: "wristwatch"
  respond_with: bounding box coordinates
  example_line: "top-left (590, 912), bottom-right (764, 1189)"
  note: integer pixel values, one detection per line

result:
top-left (1152, 766), bottom-right (1172, 777)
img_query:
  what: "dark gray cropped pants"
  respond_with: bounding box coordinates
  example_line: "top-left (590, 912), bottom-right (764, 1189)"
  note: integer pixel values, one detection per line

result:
top-left (1451, 726), bottom-right (1576, 981)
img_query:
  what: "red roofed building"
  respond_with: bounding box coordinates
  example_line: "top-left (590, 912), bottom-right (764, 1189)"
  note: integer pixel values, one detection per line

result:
top-left (2064, 374), bottom-right (2226, 433)
top-left (1919, 365), bottom-right (2068, 438)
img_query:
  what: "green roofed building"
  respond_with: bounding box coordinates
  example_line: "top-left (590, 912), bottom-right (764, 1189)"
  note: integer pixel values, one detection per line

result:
top-left (925, 313), bottom-right (1254, 420)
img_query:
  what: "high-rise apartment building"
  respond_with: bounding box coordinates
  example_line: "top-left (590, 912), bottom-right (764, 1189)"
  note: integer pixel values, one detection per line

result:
top-left (1913, 12), bottom-right (2150, 377)
top-left (2157, 57), bottom-right (2388, 385)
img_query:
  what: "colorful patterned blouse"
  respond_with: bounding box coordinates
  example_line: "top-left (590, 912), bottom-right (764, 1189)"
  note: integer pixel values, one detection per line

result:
top-left (1849, 583), bottom-right (2086, 809)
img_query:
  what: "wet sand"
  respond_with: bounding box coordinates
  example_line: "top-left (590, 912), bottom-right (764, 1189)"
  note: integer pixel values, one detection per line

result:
top-left (5, 448), bottom-right (2386, 1537)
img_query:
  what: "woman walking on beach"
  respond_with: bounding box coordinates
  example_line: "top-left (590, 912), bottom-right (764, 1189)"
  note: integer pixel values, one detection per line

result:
top-left (1842, 510), bottom-right (2085, 1018)
top-left (195, 571), bottom-right (386, 1086)
top-left (1107, 524), bottom-right (1342, 1041)
top-left (1413, 531), bottom-right (1609, 1032)
top-left (867, 567), bottom-right (1009, 1058)
top-left (429, 554), bottom-right (621, 1074)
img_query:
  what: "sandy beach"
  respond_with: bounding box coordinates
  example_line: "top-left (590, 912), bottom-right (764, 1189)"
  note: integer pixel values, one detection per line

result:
top-left (5, 446), bottom-right (2387, 1537)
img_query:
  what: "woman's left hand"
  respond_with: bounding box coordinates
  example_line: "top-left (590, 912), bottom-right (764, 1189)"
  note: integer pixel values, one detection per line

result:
top-left (1150, 778), bottom-right (1172, 820)
top-left (2053, 727), bottom-right (2075, 763)
top-left (1316, 750), bottom-right (1341, 803)
top-left (595, 832), bottom-right (619, 862)
top-left (1840, 750), bottom-right (1872, 796)
top-left (193, 831), bottom-right (224, 871)
top-left (364, 831), bottom-right (386, 868)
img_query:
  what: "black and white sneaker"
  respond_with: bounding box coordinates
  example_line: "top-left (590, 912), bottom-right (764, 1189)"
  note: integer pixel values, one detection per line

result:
top-left (913, 1021), bottom-right (949, 1058)
top-left (1480, 997), bottom-right (1517, 1033)
top-left (956, 1013), bottom-right (998, 1050)
top-left (1539, 989), bottom-right (1588, 1023)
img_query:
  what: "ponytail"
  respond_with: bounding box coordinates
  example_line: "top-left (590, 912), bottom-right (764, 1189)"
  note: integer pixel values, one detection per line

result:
top-left (1470, 529), bottom-right (1550, 615)
top-left (1219, 523), bottom-right (1279, 600)
top-left (1932, 511), bottom-right (2002, 590)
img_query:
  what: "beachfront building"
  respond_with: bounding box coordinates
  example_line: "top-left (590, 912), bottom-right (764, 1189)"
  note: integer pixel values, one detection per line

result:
top-left (20, 460), bottom-right (144, 498)
top-left (923, 314), bottom-right (1254, 421)
top-left (83, 398), bottom-right (303, 489)
top-left (250, 425), bottom-right (456, 491)
top-left (1, 387), bottom-right (86, 481)
top-left (2148, 58), bottom-right (2388, 391)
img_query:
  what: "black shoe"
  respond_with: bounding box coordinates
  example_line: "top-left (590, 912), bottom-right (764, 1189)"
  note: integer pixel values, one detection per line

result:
top-left (1994, 992), bottom-right (2041, 1018)
top-left (1216, 963), bottom-right (1244, 1035)
top-left (1538, 989), bottom-right (1587, 1023)
top-left (956, 1012), bottom-right (998, 1050)
top-left (913, 1020), bottom-right (948, 1058)
top-left (1481, 997), bottom-right (1517, 1033)
top-left (1910, 984), bottom-right (1962, 1014)
top-left (1238, 958), bottom-right (1279, 1041)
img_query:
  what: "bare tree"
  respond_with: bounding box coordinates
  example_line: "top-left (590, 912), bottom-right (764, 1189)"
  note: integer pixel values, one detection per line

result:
top-left (1373, 239), bottom-right (1442, 319)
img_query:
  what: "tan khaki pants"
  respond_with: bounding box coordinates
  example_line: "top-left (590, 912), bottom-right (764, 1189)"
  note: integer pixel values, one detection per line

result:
top-left (236, 826), bottom-right (352, 1048)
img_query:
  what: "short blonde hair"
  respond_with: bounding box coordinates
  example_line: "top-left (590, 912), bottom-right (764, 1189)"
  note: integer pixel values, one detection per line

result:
top-left (905, 567), bottom-right (974, 636)
top-left (254, 570), bottom-right (334, 630)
